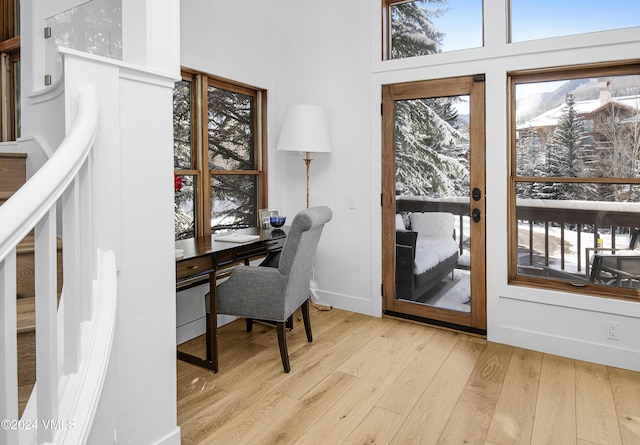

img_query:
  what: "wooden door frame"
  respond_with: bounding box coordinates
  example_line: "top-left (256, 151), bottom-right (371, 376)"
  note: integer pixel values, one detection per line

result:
top-left (382, 75), bottom-right (486, 332)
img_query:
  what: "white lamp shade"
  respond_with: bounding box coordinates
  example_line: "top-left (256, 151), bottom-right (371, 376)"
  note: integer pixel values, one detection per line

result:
top-left (277, 104), bottom-right (332, 153)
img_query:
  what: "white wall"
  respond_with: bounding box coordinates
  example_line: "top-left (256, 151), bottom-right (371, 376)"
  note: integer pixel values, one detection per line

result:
top-left (276, 0), bottom-right (375, 315)
top-left (179, 1), bottom-right (640, 371)
top-left (180, 0), bottom-right (376, 325)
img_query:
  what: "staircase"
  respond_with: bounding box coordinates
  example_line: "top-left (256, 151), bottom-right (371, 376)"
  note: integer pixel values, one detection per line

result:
top-left (0, 153), bottom-right (63, 415)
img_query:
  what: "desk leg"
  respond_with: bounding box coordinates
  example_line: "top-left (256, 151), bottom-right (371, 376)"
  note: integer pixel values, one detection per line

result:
top-left (176, 270), bottom-right (219, 372)
top-left (207, 270), bottom-right (218, 372)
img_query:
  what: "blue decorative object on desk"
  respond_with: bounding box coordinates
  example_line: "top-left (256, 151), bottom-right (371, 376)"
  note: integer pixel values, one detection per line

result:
top-left (270, 215), bottom-right (286, 228)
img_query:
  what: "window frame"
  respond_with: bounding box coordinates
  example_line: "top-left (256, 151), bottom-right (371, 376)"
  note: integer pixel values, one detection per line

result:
top-left (507, 61), bottom-right (640, 302)
top-left (1, 0), bottom-right (19, 142)
top-left (175, 67), bottom-right (268, 240)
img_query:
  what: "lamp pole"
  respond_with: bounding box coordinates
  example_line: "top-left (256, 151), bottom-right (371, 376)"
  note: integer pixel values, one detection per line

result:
top-left (304, 151), bottom-right (312, 208)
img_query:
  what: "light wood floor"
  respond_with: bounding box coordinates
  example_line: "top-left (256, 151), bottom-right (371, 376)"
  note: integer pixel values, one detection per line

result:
top-left (177, 307), bottom-right (640, 445)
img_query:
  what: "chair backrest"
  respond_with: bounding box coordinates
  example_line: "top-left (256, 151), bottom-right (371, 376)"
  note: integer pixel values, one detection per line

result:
top-left (278, 206), bottom-right (333, 314)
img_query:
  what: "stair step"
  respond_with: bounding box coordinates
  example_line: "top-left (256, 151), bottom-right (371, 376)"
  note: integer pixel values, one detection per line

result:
top-left (0, 152), bottom-right (27, 198)
top-left (16, 234), bottom-right (63, 300)
top-left (1, 153), bottom-right (37, 417)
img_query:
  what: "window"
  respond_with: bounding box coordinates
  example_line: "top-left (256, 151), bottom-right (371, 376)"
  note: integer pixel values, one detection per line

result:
top-left (382, 0), bottom-right (482, 60)
top-left (1, 0), bottom-right (20, 141)
top-left (173, 68), bottom-right (268, 240)
top-left (509, 0), bottom-right (640, 43)
top-left (509, 62), bottom-right (640, 300)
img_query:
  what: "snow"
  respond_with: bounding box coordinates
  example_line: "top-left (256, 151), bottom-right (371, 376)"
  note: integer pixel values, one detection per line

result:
top-left (518, 222), bottom-right (634, 275)
top-left (397, 195), bottom-right (469, 204)
top-left (517, 95), bottom-right (640, 130)
top-left (517, 198), bottom-right (640, 213)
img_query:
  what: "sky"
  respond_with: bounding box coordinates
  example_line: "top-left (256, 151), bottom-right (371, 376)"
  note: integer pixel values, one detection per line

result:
top-left (430, 0), bottom-right (483, 52)
top-left (424, 0), bottom-right (640, 51)
top-left (516, 80), bottom-right (568, 100)
top-left (511, 0), bottom-right (640, 42)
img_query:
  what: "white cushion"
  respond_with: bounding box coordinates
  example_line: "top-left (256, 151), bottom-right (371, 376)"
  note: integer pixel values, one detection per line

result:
top-left (395, 214), bottom-right (407, 231)
top-left (414, 237), bottom-right (458, 274)
top-left (409, 212), bottom-right (454, 239)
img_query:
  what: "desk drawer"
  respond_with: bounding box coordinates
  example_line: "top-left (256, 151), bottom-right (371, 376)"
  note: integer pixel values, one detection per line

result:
top-left (176, 256), bottom-right (213, 280)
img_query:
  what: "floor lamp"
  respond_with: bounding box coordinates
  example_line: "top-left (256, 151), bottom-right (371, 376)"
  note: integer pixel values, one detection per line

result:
top-left (277, 104), bottom-right (333, 310)
top-left (276, 104), bottom-right (332, 208)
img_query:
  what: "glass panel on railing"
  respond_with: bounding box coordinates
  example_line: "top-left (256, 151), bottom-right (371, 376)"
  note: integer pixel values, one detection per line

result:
top-left (44, 0), bottom-right (122, 86)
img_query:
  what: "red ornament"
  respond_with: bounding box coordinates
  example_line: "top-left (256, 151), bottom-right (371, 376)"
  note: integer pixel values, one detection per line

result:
top-left (174, 174), bottom-right (182, 192)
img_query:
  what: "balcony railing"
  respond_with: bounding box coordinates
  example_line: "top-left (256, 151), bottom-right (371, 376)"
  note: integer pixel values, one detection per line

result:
top-left (516, 198), bottom-right (639, 280)
top-left (396, 195), bottom-right (640, 288)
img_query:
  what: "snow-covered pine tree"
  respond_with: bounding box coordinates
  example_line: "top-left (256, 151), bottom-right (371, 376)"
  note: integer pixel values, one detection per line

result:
top-left (173, 80), bottom-right (196, 239)
top-left (515, 132), bottom-right (543, 198)
top-left (395, 98), bottom-right (468, 196)
top-left (391, 0), bottom-right (469, 197)
top-left (543, 93), bottom-right (591, 200)
top-left (389, 0), bottom-right (445, 59)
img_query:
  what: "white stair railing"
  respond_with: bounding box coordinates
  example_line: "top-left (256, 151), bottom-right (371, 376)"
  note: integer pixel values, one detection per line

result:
top-left (0, 86), bottom-right (117, 444)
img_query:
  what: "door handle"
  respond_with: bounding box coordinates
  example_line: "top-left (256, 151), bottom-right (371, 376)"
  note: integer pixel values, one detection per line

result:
top-left (472, 187), bottom-right (481, 201)
top-left (472, 208), bottom-right (481, 223)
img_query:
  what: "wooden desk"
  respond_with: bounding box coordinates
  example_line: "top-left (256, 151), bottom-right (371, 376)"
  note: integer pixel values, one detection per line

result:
top-left (175, 227), bottom-right (287, 372)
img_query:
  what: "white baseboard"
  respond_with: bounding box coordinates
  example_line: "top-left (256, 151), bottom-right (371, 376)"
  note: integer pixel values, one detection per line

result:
top-left (176, 317), bottom-right (205, 345)
top-left (310, 288), bottom-right (377, 317)
top-left (176, 314), bottom-right (239, 345)
top-left (151, 426), bottom-right (181, 445)
top-left (499, 325), bottom-right (640, 372)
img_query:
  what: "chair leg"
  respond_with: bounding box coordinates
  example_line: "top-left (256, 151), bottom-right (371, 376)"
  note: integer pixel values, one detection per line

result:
top-left (246, 318), bottom-right (253, 332)
top-left (302, 299), bottom-right (313, 342)
top-left (276, 322), bottom-right (290, 373)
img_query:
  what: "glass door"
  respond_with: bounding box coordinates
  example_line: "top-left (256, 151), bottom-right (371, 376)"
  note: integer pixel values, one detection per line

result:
top-left (382, 75), bottom-right (486, 333)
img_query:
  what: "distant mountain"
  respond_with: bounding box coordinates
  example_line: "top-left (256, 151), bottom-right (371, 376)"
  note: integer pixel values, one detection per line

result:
top-left (547, 78), bottom-right (591, 103)
top-left (516, 79), bottom-right (592, 122)
top-left (516, 76), bottom-right (640, 122)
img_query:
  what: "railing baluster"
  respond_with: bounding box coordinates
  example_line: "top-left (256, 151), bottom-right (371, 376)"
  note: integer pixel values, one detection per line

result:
top-left (544, 221), bottom-right (550, 267)
top-left (0, 251), bottom-right (18, 445)
top-left (560, 223), bottom-right (565, 270)
top-left (62, 176), bottom-right (81, 374)
top-left (80, 156), bottom-right (93, 323)
top-left (458, 215), bottom-right (464, 255)
top-left (35, 207), bottom-right (59, 444)
top-left (528, 220), bottom-right (534, 265)
top-left (577, 224), bottom-right (582, 272)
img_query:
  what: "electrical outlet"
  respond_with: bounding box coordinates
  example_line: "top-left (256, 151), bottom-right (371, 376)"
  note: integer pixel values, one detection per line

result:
top-left (607, 321), bottom-right (619, 340)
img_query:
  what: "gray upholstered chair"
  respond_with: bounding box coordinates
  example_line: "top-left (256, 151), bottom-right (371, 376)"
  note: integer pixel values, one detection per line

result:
top-left (206, 206), bottom-right (332, 372)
